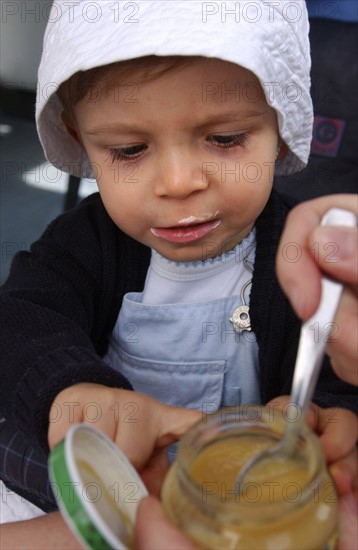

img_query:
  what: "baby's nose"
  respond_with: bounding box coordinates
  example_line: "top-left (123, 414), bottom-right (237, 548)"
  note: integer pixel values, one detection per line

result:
top-left (154, 150), bottom-right (208, 199)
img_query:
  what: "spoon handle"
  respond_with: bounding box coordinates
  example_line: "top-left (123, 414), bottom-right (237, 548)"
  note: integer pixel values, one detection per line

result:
top-left (283, 207), bottom-right (357, 452)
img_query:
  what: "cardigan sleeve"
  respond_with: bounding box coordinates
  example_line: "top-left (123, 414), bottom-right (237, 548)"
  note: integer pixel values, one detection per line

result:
top-left (0, 194), bottom-right (150, 453)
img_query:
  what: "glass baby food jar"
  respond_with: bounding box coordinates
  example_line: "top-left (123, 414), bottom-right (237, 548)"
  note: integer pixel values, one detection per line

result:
top-left (161, 406), bottom-right (338, 550)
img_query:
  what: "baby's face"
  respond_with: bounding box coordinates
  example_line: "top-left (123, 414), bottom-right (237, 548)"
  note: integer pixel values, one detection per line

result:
top-left (71, 57), bottom-right (281, 261)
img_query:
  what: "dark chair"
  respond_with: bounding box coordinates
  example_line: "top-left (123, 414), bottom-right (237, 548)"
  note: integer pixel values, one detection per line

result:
top-left (275, 16), bottom-right (357, 201)
top-left (63, 174), bottom-right (82, 211)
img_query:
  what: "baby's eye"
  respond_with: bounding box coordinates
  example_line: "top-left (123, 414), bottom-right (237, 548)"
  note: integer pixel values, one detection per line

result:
top-left (207, 134), bottom-right (249, 149)
top-left (108, 144), bottom-right (147, 162)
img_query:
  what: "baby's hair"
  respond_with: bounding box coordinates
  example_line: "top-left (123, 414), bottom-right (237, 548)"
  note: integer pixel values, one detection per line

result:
top-left (57, 55), bottom-right (197, 118)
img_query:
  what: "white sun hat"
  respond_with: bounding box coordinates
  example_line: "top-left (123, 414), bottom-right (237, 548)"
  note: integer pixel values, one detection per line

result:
top-left (36, 0), bottom-right (312, 178)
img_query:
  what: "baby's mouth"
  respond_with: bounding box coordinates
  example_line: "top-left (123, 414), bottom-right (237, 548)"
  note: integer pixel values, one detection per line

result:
top-left (151, 217), bottom-right (221, 244)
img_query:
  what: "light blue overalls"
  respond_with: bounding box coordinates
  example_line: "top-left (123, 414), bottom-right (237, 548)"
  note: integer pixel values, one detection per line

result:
top-left (104, 230), bottom-right (260, 455)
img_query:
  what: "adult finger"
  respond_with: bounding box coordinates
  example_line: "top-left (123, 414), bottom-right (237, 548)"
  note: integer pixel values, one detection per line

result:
top-left (309, 226), bottom-right (358, 284)
top-left (338, 492), bottom-right (358, 550)
top-left (135, 496), bottom-right (197, 550)
top-left (326, 288), bottom-right (358, 386)
top-left (276, 195), bottom-right (357, 320)
top-left (306, 406), bottom-right (357, 463)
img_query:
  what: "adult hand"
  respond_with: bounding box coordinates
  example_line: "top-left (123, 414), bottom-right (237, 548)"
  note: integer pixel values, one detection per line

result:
top-left (276, 194), bottom-right (358, 385)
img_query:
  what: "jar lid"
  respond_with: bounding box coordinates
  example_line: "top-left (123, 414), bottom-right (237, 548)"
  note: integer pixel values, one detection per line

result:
top-left (48, 424), bottom-right (148, 549)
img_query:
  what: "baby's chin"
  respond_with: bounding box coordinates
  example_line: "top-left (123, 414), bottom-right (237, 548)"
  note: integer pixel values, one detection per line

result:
top-left (153, 247), bottom-right (211, 264)
top-left (151, 235), bottom-right (248, 264)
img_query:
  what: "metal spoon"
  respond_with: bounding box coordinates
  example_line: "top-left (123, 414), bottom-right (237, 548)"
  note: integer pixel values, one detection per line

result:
top-left (235, 207), bottom-right (357, 488)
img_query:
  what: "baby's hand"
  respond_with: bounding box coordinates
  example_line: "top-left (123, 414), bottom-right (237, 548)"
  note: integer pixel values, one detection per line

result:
top-left (268, 396), bottom-right (357, 495)
top-left (49, 383), bottom-right (201, 493)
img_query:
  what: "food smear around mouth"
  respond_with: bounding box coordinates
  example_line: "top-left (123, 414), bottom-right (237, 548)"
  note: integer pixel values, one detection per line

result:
top-left (151, 219), bottom-right (221, 243)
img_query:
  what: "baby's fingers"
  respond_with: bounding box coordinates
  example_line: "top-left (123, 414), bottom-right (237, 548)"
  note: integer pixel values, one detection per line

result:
top-left (116, 398), bottom-right (201, 471)
top-left (157, 404), bottom-right (202, 446)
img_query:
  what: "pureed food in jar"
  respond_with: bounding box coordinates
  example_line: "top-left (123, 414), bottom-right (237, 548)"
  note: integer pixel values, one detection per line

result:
top-left (161, 406), bottom-right (338, 550)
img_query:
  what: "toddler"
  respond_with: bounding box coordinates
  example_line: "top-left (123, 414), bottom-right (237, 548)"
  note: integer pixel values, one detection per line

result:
top-left (0, 0), bottom-right (356, 514)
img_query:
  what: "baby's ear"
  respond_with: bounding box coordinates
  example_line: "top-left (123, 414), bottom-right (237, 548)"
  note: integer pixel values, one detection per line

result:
top-left (61, 110), bottom-right (83, 147)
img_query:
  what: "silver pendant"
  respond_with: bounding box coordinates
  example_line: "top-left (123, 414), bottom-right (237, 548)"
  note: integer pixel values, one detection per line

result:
top-left (230, 305), bottom-right (251, 333)
top-left (230, 276), bottom-right (252, 333)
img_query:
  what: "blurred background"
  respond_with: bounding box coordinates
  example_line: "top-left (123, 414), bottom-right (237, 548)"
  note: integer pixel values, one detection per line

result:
top-left (0, 0), bottom-right (98, 283)
top-left (1, 0), bottom-right (357, 284)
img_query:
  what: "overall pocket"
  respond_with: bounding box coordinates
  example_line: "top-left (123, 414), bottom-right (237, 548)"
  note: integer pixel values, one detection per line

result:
top-left (106, 344), bottom-right (227, 412)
